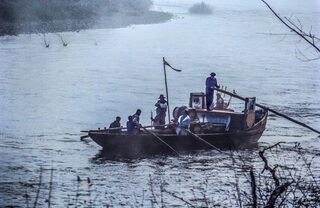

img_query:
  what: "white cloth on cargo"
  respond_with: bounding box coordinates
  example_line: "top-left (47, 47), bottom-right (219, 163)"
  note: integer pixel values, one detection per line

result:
top-left (206, 114), bottom-right (231, 130)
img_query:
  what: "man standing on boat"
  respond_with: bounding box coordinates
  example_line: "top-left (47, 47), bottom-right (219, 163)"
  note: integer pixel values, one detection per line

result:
top-left (176, 109), bottom-right (191, 135)
top-left (152, 94), bottom-right (167, 126)
top-left (206, 72), bottom-right (220, 110)
top-left (126, 116), bottom-right (135, 134)
top-left (132, 109), bottom-right (142, 134)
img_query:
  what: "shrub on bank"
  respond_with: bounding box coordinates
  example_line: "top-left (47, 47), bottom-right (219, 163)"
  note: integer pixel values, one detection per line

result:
top-left (189, 2), bottom-right (213, 15)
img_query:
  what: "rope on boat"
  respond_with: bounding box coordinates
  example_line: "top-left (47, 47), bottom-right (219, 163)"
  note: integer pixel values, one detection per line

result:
top-left (141, 126), bottom-right (180, 156)
top-left (185, 129), bottom-right (238, 163)
top-left (185, 129), bottom-right (222, 153)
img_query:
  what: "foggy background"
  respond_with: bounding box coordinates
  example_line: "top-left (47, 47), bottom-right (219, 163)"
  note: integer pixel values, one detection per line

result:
top-left (0, 0), bottom-right (319, 206)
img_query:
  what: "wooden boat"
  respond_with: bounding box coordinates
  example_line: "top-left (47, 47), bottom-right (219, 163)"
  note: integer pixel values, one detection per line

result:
top-left (86, 92), bottom-right (268, 157)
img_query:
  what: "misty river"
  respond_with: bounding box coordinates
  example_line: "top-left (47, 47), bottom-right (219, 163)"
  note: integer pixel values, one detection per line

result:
top-left (0, 0), bottom-right (319, 207)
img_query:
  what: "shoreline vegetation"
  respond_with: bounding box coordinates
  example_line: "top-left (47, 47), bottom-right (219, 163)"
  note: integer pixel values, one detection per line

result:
top-left (188, 2), bottom-right (213, 15)
top-left (4, 142), bottom-right (319, 207)
top-left (0, 0), bottom-right (172, 36)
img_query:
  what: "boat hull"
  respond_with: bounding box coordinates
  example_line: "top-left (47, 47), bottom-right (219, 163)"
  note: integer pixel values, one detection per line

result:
top-left (88, 111), bottom-right (267, 157)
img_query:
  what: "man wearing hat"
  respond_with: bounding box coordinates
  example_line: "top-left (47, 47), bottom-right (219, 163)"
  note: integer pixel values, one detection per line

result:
top-left (206, 72), bottom-right (220, 110)
top-left (152, 94), bottom-right (167, 126)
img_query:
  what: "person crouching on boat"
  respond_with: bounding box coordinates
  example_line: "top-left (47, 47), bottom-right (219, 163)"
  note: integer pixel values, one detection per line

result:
top-left (215, 93), bottom-right (224, 110)
top-left (152, 94), bottom-right (167, 127)
top-left (176, 109), bottom-right (191, 135)
top-left (132, 109), bottom-right (142, 134)
top-left (126, 116), bottom-right (135, 134)
top-left (206, 72), bottom-right (220, 110)
top-left (109, 116), bottom-right (121, 133)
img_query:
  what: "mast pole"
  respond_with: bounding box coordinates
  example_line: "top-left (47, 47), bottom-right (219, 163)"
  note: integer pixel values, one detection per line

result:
top-left (163, 57), bottom-right (171, 123)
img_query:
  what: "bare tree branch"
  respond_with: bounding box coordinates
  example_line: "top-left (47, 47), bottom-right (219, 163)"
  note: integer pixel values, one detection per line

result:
top-left (261, 0), bottom-right (320, 53)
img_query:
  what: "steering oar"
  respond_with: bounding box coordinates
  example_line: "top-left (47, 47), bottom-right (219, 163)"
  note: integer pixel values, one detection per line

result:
top-left (215, 88), bottom-right (320, 135)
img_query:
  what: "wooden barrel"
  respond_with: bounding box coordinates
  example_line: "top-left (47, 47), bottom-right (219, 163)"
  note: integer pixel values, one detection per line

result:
top-left (172, 106), bottom-right (188, 121)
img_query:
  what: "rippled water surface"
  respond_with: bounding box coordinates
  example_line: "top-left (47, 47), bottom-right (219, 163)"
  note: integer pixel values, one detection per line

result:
top-left (0, 0), bottom-right (319, 207)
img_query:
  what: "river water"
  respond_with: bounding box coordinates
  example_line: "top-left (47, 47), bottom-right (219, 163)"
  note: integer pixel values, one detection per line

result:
top-left (0, 0), bottom-right (319, 207)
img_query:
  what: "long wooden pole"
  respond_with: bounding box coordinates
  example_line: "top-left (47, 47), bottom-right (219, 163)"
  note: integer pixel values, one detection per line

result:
top-left (215, 88), bottom-right (320, 134)
top-left (185, 129), bottom-right (237, 162)
top-left (163, 57), bottom-right (171, 123)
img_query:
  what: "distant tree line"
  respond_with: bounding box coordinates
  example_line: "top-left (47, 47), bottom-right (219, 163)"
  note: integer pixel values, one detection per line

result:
top-left (0, 0), bottom-right (152, 23)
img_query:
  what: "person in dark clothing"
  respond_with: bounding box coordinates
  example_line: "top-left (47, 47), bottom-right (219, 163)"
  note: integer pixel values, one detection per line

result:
top-left (152, 94), bottom-right (167, 126)
top-left (206, 72), bottom-right (220, 110)
top-left (132, 109), bottom-right (141, 125)
top-left (109, 116), bottom-right (121, 133)
top-left (126, 116), bottom-right (135, 135)
top-left (132, 109), bottom-right (142, 134)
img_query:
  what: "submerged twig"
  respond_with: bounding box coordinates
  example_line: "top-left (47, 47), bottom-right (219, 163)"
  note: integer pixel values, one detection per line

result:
top-left (75, 176), bottom-right (80, 208)
top-left (265, 182), bottom-right (292, 208)
top-left (163, 189), bottom-right (196, 208)
top-left (259, 142), bottom-right (293, 207)
top-left (56, 34), bottom-right (68, 46)
top-left (24, 189), bottom-right (30, 208)
top-left (148, 175), bottom-right (158, 206)
top-left (250, 168), bottom-right (257, 208)
top-left (43, 34), bottom-right (50, 48)
top-left (33, 167), bottom-right (43, 208)
top-left (47, 168), bottom-right (54, 208)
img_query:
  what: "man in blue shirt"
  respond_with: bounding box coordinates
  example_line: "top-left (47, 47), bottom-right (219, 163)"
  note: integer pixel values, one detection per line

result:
top-left (176, 110), bottom-right (191, 135)
top-left (206, 72), bottom-right (220, 110)
top-left (126, 116), bottom-right (135, 135)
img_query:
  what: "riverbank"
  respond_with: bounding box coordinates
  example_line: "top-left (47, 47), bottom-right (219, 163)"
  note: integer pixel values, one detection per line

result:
top-left (0, 0), bottom-right (172, 36)
top-left (0, 11), bottom-right (172, 36)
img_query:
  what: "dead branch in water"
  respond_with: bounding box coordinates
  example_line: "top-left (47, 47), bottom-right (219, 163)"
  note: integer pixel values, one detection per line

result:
top-left (47, 168), bottom-right (53, 208)
top-left (56, 34), bottom-right (68, 46)
top-left (162, 189), bottom-right (196, 208)
top-left (259, 142), bottom-right (285, 186)
top-left (43, 34), bottom-right (50, 48)
top-left (24, 189), bottom-right (30, 208)
top-left (265, 182), bottom-right (292, 208)
top-left (148, 174), bottom-right (159, 207)
top-left (250, 168), bottom-right (257, 208)
top-left (75, 176), bottom-right (80, 208)
top-left (33, 167), bottom-right (43, 208)
top-left (233, 168), bottom-right (243, 208)
top-left (259, 142), bottom-right (293, 208)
